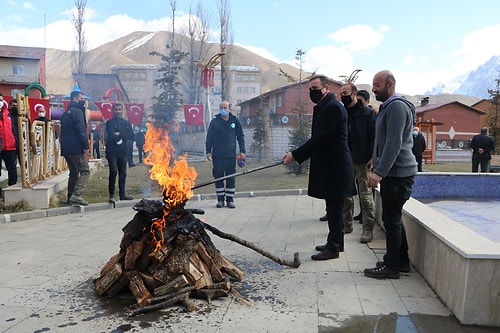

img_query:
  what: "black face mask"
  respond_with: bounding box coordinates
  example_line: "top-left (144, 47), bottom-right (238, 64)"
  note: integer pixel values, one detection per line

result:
top-left (309, 89), bottom-right (324, 103)
top-left (10, 106), bottom-right (18, 115)
top-left (341, 95), bottom-right (353, 107)
top-left (77, 100), bottom-right (86, 109)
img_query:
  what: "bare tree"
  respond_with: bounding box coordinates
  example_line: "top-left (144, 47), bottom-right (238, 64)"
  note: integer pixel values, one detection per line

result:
top-left (182, 2), bottom-right (213, 104)
top-left (217, 0), bottom-right (233, 102)
top-left (72, 0), bottom-right (88, 88)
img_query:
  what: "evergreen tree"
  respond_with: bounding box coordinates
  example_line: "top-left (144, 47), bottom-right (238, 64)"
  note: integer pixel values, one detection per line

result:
top-left (487, 78), bottom-right (500, 155)
top-left (150, 48), bottom-right (188, 126)
top-left (279, 49), bottom-right (312, 175)
top-left (287, 98), bottom-right (311, 175)
top-left (250, 96), bottom-right (267, 162)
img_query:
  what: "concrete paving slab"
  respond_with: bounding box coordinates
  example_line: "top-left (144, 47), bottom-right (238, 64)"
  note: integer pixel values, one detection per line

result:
top-left (0, 195), bottom-right (498, 332)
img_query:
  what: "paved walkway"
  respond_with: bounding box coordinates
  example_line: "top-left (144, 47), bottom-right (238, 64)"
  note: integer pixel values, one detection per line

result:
top-left (0, 195), bottom-right (498, 333)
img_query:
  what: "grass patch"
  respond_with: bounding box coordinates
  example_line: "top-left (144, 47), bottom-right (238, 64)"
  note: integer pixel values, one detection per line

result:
top-left (8, 155), bottom-right (500, 210)
top-left (2, 200), bottom-right (32, 213)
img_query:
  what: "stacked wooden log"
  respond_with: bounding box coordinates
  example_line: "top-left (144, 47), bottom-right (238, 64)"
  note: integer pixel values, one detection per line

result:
top-left (93, 199), bottom-right (246, 316)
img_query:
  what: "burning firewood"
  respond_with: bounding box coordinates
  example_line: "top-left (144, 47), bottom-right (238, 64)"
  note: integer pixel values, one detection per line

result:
top-left (94, 198), bottom-right (299, 316)
top-left (94, 125), bottom-right (300, 316)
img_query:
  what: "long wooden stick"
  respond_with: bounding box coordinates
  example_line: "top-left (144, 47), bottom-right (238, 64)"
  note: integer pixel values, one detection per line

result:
top-left (201, 222), bottom-right (301, 268)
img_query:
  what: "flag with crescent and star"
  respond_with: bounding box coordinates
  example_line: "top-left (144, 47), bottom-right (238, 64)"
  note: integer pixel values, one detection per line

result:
top-left (94, 102), bottom-right (115, 120)
top-left (183, 104), bottom-right (204, 126)
top-left (29, 98), bottom-right (50, 122)
top-left (125, 103), bottom-right (145, 126)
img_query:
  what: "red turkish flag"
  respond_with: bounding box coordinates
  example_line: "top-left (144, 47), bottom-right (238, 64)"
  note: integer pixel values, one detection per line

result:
top-left (29, 98), bottom-right (51, 122)
top-left (184, 104), bottom-right (204, 126)
top-left (125, 103), bottom-right (144, 126)
top-left (3, 95), bottom-right (13, 106)
top-left (94, 102), bottom-right (115, 120)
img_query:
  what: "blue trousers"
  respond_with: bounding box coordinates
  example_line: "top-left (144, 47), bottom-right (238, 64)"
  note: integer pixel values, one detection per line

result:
top-left (212, 157), bottom-right (236, 203)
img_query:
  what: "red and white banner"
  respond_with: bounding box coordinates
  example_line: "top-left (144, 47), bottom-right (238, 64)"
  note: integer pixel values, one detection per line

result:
top-left (125, 103), bottom-right (144, 126)
top-left (183, 104), bottom-right (204, 126)
top-left (29, 98), bottom-right (51, 122)
top-left (94, 102), bottom-right (115, 120)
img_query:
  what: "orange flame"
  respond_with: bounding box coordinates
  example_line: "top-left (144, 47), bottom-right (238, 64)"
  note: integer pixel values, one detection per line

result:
top-left (143, 123), bottom-right (197, 249)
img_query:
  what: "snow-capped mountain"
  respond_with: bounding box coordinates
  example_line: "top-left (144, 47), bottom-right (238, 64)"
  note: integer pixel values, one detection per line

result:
top-left (427, 55), bottom-right (500, 98)
top-left (425, 73), bottom-right (469, 95)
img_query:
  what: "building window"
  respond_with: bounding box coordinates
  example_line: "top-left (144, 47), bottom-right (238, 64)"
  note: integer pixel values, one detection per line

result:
top-left (250, 87), bottom-right (256, 94)
top-left (237, 86), bottom-right (242, 93)
top-left (277, 94), bottom-right (283, 107)
top-left (10, 89), bottom-right (24, 97)
top-left (270, 96), bottom-right (276, 108)
top-left (12, 65), bottom-right (24, 76)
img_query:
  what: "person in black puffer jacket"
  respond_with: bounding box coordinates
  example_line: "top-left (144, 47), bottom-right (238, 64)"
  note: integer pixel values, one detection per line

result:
top-left (60, 91), bottom-right (90, 206)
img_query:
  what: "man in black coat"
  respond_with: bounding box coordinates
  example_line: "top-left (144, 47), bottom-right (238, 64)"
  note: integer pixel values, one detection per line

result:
top-left (283, 75), bottom-right (356, 260)
top-left (135, 128), bottom-right (145, 163)
top-left (470, 127), bottom-right (495, 172)
top-left (411, 126), bottom-right (426, 172)
top-left (89, 124), bottom-right (101, 159)
top-left (60, 91), bottom-right (90, 205)
top-left (105, 103), bottom-right (135, 202)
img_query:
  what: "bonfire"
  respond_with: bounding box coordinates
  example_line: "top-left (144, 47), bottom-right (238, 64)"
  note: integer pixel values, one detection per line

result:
top-left (93, 124), bottom-right (300, 316)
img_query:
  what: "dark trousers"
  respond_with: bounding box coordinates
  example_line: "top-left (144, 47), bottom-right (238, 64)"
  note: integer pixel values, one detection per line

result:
top-left (64, 154), bottom-right (90, 198)
top-left (212, 157), bottom-right (236, 203)
top-left (107, 154), bottom-right (127, 198)
top-left (127, 141), bottom-right (134, 166)
top-left (93, 142), bottom-right (100, 159)
top-left (137, 147), bottom-right (144, 163)
top-left (326, 197), bottom-right (344, 251)
top-left (1, 150), bottom-right (18, 186)
top-left (415, 154), bottom-right (423, 172)
top-left (380, 175), bottom-right (414, 268)
top-left (472, 158), bottom-right (490, 173)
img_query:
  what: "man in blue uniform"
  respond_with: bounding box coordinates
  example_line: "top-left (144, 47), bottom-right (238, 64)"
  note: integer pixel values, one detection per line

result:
top-left (205, 101), bottom-right (245, 209)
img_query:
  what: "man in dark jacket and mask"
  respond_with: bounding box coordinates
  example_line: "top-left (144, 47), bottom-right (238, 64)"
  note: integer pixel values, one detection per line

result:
top-left (105, 103), bottom-right (135, 203)
top-left (60, 91), bottom-right (90, 206)
top-left (283, 75), bottom-right (356, 261)
top-left (206, 100), bottom-right (245, 209)
top-left (340, 82), bottom-right (377, 243)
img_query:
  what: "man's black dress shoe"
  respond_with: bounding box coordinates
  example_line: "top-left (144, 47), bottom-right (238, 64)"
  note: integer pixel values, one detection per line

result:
top-left (315, 244), bottom-right (344, 252)
top-left (311, 248), bottom-right (339, 260)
